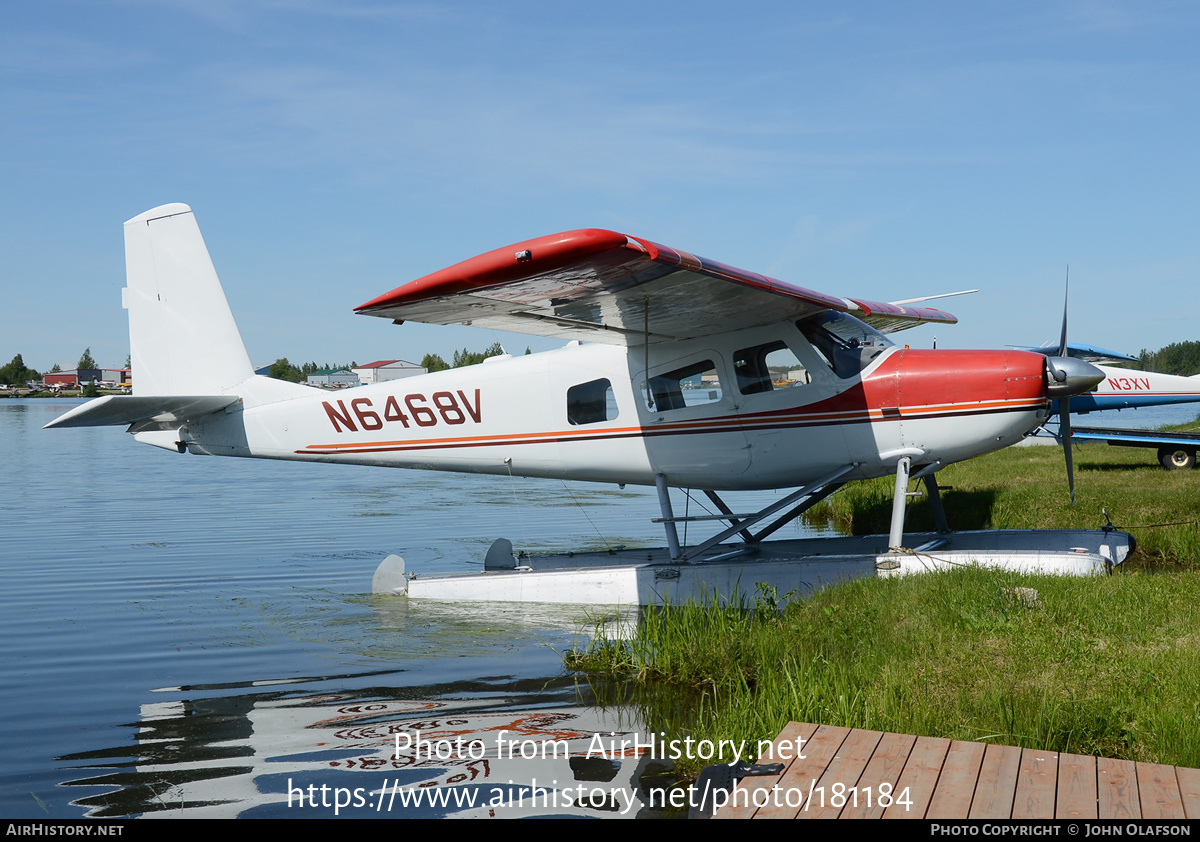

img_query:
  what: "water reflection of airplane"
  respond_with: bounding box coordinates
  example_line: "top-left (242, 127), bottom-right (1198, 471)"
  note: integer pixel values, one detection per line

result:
top-left (63, 682), bottom-right (663, 818)
top-left (47, 205), bottom-right (1133, 602)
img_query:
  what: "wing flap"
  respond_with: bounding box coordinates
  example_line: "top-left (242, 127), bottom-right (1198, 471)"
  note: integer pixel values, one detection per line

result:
top-left (356, 229), bottom-right (958, 342)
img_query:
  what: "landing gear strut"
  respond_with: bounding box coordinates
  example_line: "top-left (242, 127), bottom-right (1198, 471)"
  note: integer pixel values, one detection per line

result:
top-left (888, 458), bottom-right (949, 551)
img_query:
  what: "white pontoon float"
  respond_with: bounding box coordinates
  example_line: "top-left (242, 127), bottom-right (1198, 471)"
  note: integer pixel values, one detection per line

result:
top-left (373, 463), bottom-right (1134, 605)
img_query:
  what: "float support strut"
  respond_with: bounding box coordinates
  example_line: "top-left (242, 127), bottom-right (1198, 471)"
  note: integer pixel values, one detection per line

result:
top-left (655, 473), bottom-right (682, 561)
top-left (657, 465), bottom-right (855, 562)
top-left (889, 456), bottom-right (912, 550)
top-left (924, 472), bottom-right (950, 534)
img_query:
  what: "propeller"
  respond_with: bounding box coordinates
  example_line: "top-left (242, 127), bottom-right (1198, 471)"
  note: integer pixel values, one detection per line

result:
top-left (1042, 271), bottom-right (1104, 504)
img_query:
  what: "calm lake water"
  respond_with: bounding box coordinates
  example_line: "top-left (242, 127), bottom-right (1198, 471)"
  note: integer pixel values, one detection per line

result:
top-left (4, 398), bottom-right (1196, 819)
top-left (0, 398), bottom-right (823, 819)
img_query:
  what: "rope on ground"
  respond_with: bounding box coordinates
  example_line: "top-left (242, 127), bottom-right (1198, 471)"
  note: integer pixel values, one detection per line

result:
top-left (889, 546), bottom-right (974, 569)
top-left (1117, 520), bottom-right (1199, 529)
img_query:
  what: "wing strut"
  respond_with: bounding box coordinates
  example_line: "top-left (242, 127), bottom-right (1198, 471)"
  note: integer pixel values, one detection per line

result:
top-left (643, 299), bottom-right (654, 409)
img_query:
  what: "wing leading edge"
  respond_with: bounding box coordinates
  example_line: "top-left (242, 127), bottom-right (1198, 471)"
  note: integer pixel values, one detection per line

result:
top-left (355, 229), bottom-right (957, 343)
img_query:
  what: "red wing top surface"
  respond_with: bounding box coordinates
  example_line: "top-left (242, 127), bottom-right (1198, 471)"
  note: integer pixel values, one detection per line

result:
top-left (356, 230), bottom-right (957, 343)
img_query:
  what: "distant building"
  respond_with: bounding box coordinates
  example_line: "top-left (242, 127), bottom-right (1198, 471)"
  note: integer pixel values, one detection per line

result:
top-left (45, 371), bottom-right (76, 387)
top-left (352, 359), bottom-right (427, 385)
top-left (45, 369), bottom-right (102, 387)
top-left (305, 368), bottom-right (360, 388)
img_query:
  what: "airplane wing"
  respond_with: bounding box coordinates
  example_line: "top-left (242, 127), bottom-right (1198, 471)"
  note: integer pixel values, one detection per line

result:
top-left (355, 229), bottom-right (957, 344)
top-left (1009, 343), bottom-right (1139, 365)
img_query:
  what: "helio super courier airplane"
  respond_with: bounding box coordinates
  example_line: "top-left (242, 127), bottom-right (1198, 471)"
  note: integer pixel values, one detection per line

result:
top-left (47, 204), bottom-right (1133, 603)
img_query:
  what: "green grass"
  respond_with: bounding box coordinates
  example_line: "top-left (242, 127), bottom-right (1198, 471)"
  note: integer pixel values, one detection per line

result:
top-left (569, 570), bottom-right (1200, 778)
top-left (566, 442), bottom-right (1200, 778)
top-left (1162, 414), bottom-right (1200, 434)
top-left (803, 442), bottom-right (1200, 566)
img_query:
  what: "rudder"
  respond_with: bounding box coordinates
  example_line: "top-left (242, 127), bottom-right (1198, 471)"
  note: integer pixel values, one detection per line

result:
top-left (124, 204), bottom-right (254, 396)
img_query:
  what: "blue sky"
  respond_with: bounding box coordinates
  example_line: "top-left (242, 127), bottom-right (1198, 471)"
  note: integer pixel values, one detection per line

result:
top-left (3, 1), bottom-right (1198, 372)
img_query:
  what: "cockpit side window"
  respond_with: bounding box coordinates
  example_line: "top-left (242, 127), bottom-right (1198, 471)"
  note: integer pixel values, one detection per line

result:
top-left (641, 360), bottom-right (722, 411)
top-left (733, 341), bottom-right (809, 394)
top-left (797, 312), bottom-right (893, 379)
top-left (567, 378), bottom-right (618, 425)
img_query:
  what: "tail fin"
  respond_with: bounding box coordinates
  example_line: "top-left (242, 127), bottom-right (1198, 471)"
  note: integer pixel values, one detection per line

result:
top-left (124, 204), bottom-right (255, 396)
top-left (46, 204), bottom-right (311, 433)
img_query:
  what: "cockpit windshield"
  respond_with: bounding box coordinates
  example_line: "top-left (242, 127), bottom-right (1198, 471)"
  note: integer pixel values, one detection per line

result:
top-left (797, 312), bottom-right (893, 379)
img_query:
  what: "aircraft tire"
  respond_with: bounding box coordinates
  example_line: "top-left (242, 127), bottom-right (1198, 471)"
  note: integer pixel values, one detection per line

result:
top-left (1158, 447), bottom-right (1196, 470)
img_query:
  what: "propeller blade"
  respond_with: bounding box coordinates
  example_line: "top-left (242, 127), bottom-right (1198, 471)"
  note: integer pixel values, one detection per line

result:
top-left (1058, 267), bottom-right (1069, 358)
top-left (1051, 267), bottom-right (1084, 505)
top-left (1061, 395), bottom-right (1075, 505)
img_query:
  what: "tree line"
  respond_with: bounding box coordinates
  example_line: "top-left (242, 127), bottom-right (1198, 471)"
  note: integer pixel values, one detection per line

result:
top-left (267, 359), bottom-right (360, 383)
top-left (269, 343), bottom-right (530, 381)
top-left (14, 338), bottom-right (1194, 389)
top-left (0, 348), bottom-right (104, 385)
top-left (420, 342), bottom-right (514, 372)
top-left (1139, 341), bottom-right (1200, 377)
top-left (2, 343), bottom-right (527, 387)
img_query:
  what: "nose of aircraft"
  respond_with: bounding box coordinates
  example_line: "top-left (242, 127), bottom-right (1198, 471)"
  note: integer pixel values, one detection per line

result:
top-left (1041, 354), bottom-right (1104, 506)
top-left (1044, 356), bottom-right (1105, 398)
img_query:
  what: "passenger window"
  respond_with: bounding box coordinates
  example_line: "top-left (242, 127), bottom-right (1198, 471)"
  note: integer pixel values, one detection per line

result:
top-left (567, 378), bottom-right (618, 425)
top-left (733, 341), bottom-right (809, 395)
top-left (641, 360), bottom-right (722, 411)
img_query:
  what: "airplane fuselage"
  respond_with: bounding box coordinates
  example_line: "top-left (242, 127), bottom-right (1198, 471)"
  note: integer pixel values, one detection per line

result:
top-left (1060, 366), bottom-right (1200, 415)
top-left (184, 319), bottom-right (1050, 491)
top-left (49, 205), bottom-right (1076, 501)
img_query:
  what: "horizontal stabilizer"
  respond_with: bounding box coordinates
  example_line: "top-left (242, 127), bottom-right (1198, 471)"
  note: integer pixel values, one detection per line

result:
top-left (43, 395), bottom-right (239, 429)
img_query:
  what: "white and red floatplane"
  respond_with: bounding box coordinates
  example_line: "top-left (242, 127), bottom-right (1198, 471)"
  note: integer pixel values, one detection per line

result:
top-left (48, 205), bottom-right (1132, 604)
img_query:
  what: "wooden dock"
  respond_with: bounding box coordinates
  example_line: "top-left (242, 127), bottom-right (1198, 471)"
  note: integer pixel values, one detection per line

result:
top-left (715, 722), bottom-right (1200, 819)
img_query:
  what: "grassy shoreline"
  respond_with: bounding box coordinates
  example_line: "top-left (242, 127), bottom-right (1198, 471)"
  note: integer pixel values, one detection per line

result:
top-left (567, 442), bottom-right (1200, 778)
top-left (570, 569), bottom-right (1200, 778)
top-left (804, 441), bottom-right (1200, 566)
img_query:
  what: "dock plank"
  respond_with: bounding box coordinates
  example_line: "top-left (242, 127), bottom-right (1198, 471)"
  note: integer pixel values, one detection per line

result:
top-left (968, 743), bottom-right (1022, 819)
top-left (927, 740), bottom-right (986, 819)
top-left (1138, 761), bottom-right (1186, 819)
top-left (714, 721), bottom-right (816, 820)
top-left (718, 722), bottom-right (1200, 820)
top-left (1056, 752), bottom-right (1098, 820)
top-left (1175, 765), bottom-right (1200, 819)
top-left (883, 735), bottom-right (950, 819)
top-left (1011, 748), bottom-right (1059, 819)
top-left (838, 731), bottom-right (917, 819)
top-left (758, 723), bottom-right (850, 819)
top-left (1098, 756), bottom-right (1140, 820)
top-left (801, 727), bottom-right (883, 819)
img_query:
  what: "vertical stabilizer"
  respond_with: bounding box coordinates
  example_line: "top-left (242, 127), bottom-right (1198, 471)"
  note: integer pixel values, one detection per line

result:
top-left (124, 204), bottom-right (254, 396)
